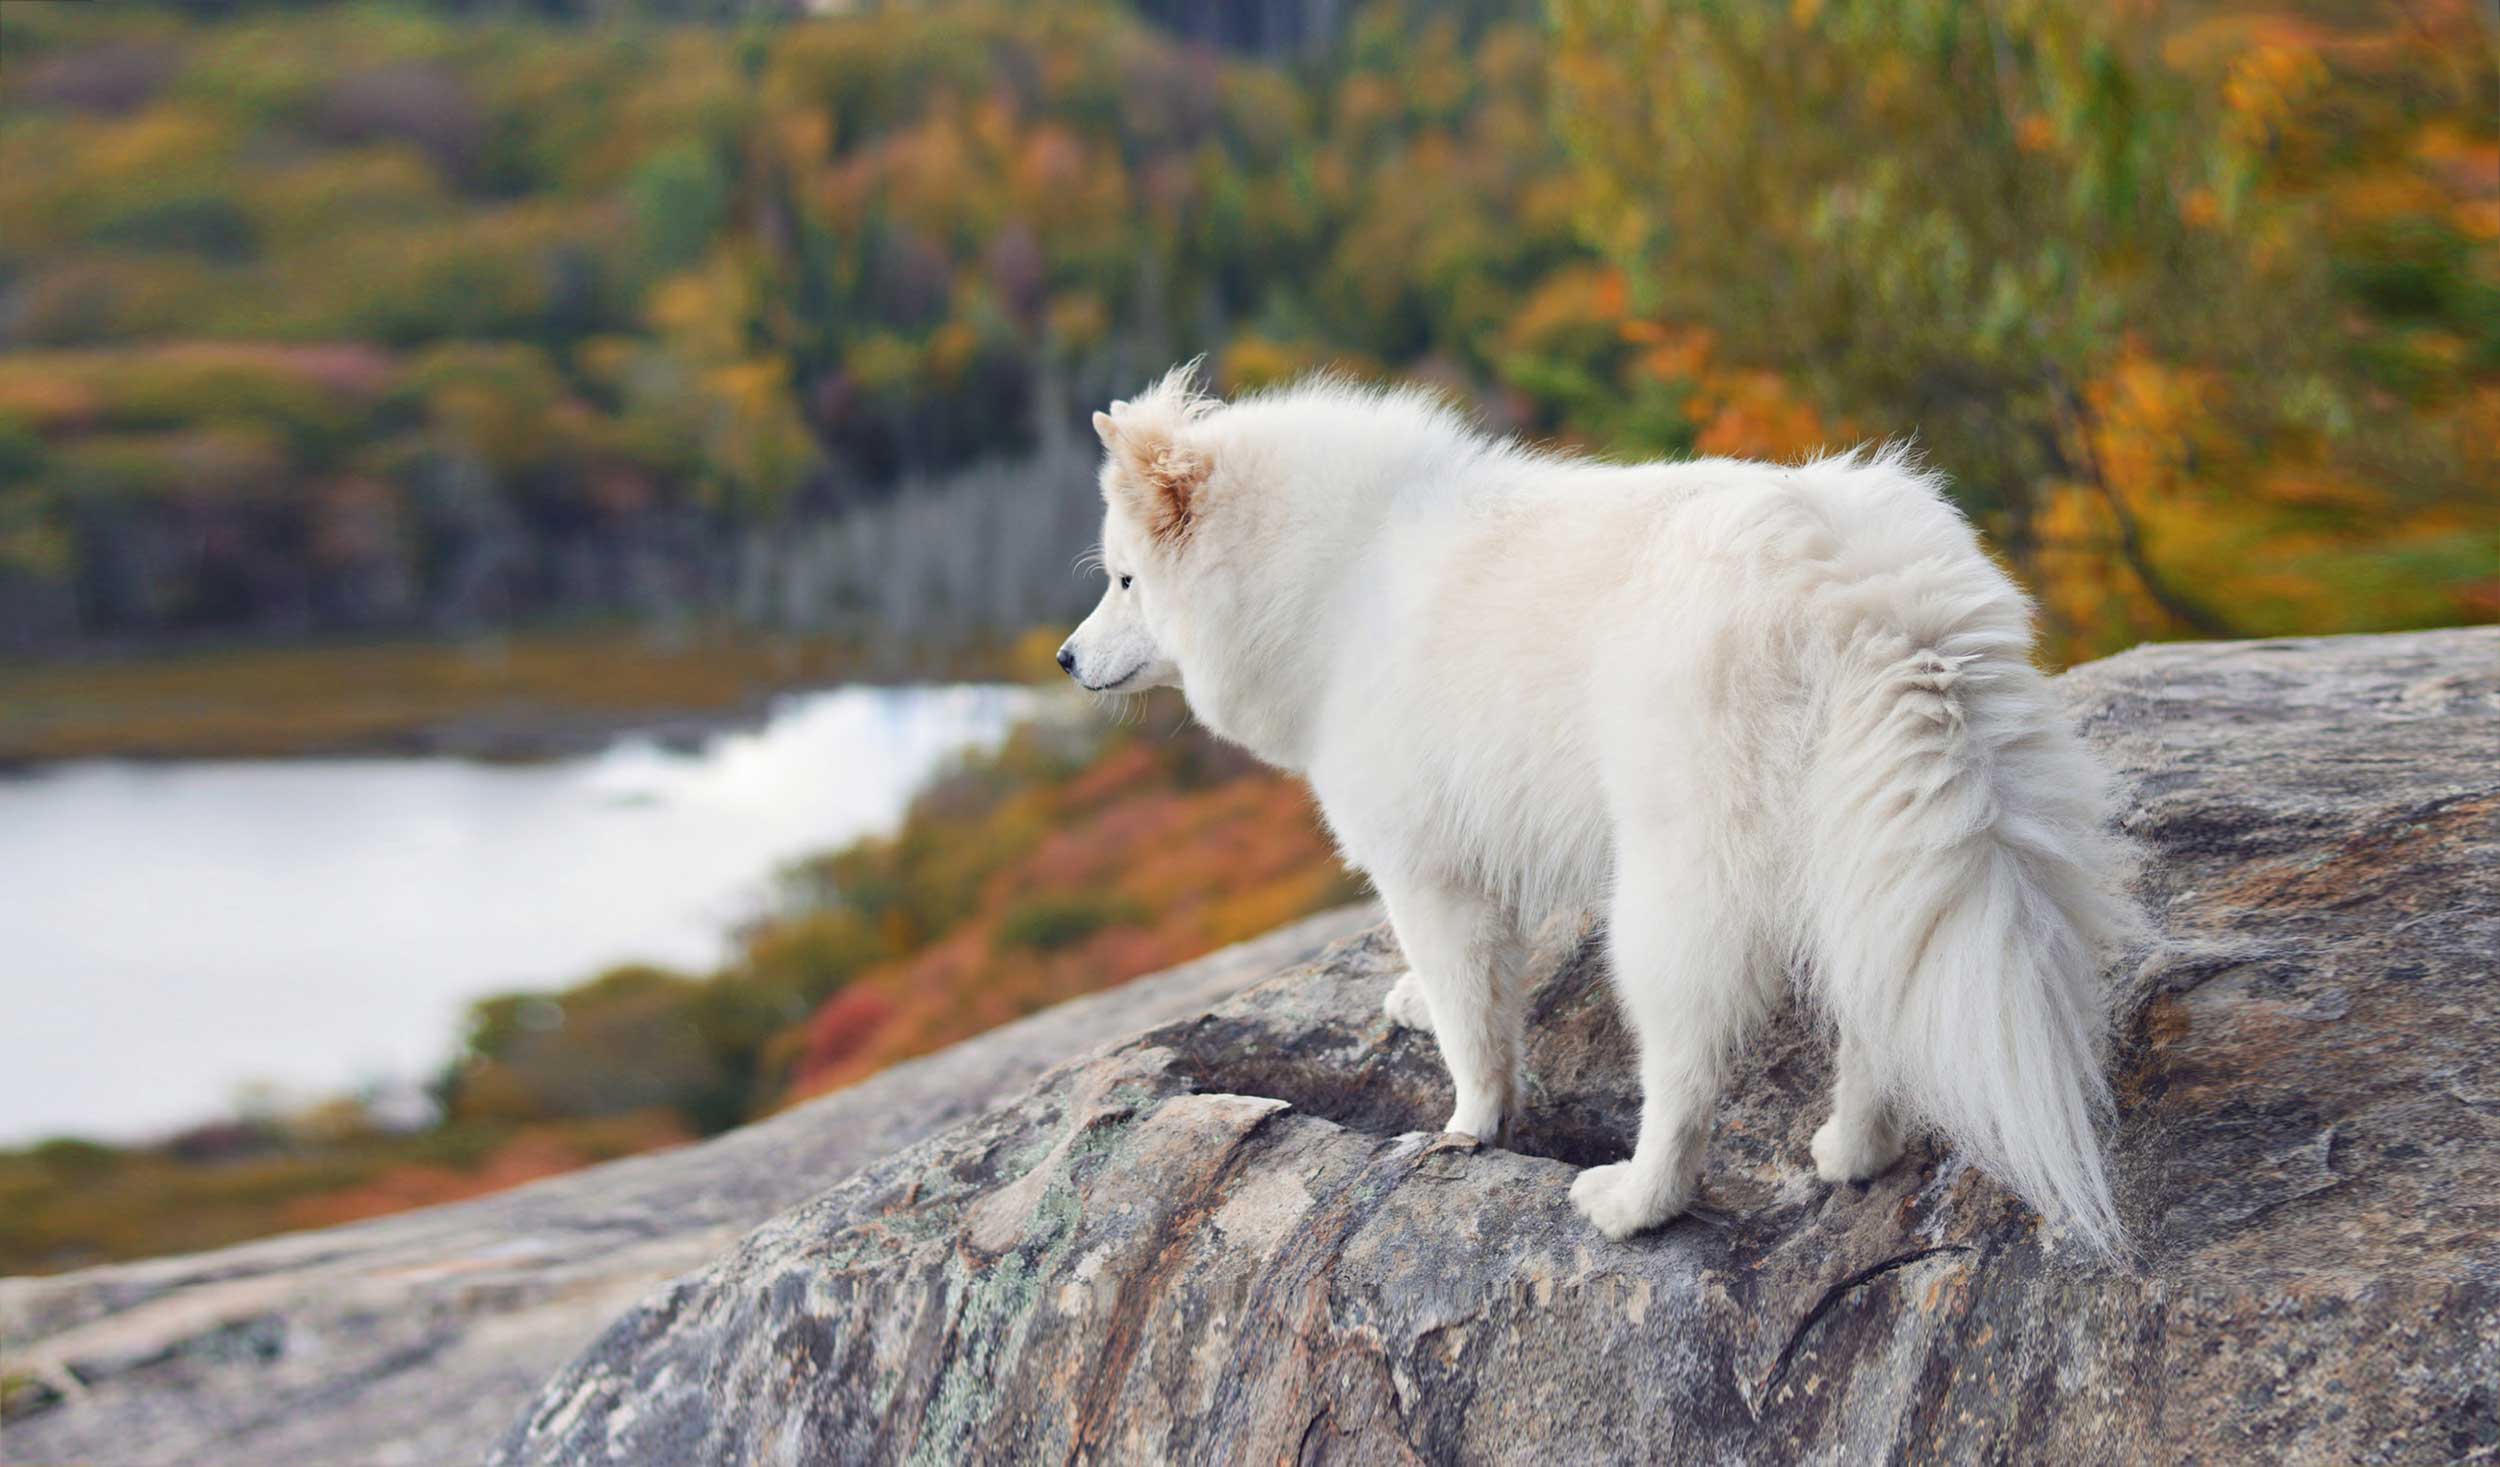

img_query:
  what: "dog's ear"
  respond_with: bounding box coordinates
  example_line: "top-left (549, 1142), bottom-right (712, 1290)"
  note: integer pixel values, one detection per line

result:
top-left (1098, 406), bottom-right (1210, 545)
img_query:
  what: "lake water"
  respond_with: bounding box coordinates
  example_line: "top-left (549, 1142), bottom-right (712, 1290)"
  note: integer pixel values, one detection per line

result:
top-left (0, 684), bottom-right (1038, 1144)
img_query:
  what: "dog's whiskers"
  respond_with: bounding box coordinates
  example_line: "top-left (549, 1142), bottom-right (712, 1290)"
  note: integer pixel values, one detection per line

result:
top-left (1075, 685), bottom-right (1142, 726)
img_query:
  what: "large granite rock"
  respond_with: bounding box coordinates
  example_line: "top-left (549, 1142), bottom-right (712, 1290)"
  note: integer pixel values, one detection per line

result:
top-left (0, 906), bottom-right (1383, 1467)
top-left (487, 628), bottom-right (2500, 1465)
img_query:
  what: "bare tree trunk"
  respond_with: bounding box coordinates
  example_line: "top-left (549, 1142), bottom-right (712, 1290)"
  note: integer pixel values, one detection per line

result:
top-left (2046, 373), bottom-right (2236, 640)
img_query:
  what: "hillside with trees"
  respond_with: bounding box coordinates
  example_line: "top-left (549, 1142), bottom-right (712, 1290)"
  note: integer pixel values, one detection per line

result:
top-left (4, 0), bottom-right (2488, 662)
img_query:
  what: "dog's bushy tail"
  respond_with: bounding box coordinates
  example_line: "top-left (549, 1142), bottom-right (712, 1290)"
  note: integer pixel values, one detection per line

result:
top-left (1803, 624), bottom-right (2143, 1257)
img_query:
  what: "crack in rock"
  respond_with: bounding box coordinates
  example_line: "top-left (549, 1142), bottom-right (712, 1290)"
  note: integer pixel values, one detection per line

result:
top-left (1755, 1245), bottom-right (1974, 1411)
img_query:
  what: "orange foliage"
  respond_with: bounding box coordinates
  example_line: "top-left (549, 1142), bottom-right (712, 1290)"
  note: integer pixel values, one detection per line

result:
top-left (794, 983), bottom-right (898, 1078)
top-left (1688, 370), bottom-right (1838, 461)
top-left (280, 1112), bottom-right (691, 1230)
top-left (781, 730), bottom-right (1347, 1103)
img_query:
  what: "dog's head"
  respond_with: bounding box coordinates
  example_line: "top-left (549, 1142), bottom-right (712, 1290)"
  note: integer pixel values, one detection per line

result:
top-left (1056, 366), bottom-right (1221, 695)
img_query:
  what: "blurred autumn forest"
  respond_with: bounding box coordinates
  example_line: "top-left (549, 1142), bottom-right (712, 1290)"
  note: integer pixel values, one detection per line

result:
top-left (2, 0), bottom-right (2494, 1274)
top-left (4, 0), bottom-right (2491, 664)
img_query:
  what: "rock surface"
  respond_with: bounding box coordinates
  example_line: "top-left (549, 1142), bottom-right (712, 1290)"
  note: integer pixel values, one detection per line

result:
top-left (0, 905), bottom-right (1382, 1467)
top-left (485, 628), bottom-right (2500, 1465)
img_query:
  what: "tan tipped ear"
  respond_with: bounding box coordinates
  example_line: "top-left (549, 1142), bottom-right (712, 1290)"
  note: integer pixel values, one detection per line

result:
top-left (1104, 417), bottom-right (1211, 545)
top-left (1137, 441), bottom-right (1210, 543)
top-left (1091, 410), bottom-right (1118, 448)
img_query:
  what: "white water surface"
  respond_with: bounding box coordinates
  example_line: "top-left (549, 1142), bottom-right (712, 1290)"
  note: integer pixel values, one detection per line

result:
top-left (0, 684), bottom-right (1035, 1143)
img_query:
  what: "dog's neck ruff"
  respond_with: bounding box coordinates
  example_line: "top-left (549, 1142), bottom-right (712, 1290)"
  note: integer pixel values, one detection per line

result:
top-left (1178, 654), bottom-right (1318, 775)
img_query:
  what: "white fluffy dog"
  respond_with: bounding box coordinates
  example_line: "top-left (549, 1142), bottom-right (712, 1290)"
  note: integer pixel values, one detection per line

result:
top-left (1058, 367), bottom-right (2141, 1253)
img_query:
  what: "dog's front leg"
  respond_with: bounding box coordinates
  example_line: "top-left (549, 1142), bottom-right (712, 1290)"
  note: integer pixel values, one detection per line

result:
top-left (1374, 874), bottom-right (1526, 1144)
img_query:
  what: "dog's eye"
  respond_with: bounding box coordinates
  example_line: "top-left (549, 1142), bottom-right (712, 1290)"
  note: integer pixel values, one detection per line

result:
top-left (1118, 575), bottom-right (1133, 590)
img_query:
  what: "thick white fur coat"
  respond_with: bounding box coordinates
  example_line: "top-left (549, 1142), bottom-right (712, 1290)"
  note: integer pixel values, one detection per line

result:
top-left (1059, 370), bottom-right (2143, 1254)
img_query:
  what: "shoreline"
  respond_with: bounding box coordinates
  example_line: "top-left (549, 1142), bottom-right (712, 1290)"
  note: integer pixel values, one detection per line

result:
top-left (2, 686), bottom-right (807, 773)
top-left (0, 628), bottom-right (1056, 769)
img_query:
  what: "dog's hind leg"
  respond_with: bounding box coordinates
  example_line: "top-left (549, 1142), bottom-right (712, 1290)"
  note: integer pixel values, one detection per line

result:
top-left (1375, 875), bottom-right (1526, 1144)
top-left (1571, 828), bottom-right (1777, 1240)
top-left (1811, 1031), bottom-right (1905, 1184)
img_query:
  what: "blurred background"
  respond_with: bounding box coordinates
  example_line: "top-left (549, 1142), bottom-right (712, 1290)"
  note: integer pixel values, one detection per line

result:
top-left (0, 0), bottom-right (2489, 1278)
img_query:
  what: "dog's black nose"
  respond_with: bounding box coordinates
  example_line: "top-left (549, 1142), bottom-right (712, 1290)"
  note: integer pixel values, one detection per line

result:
top-left (1056, 646), bottom-right (1076, 674)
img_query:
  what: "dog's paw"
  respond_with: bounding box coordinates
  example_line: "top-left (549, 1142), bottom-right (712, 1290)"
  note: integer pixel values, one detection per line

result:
top-left (1569, 1162), bottom-right (1687, 1241)
top-left (1810, 1113), bottom-right (1905, 1185)
top-left (1381, 970), bottom-right (1433, 1033)
top-left (1443, 1095), bottom-right (1508, 1149)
